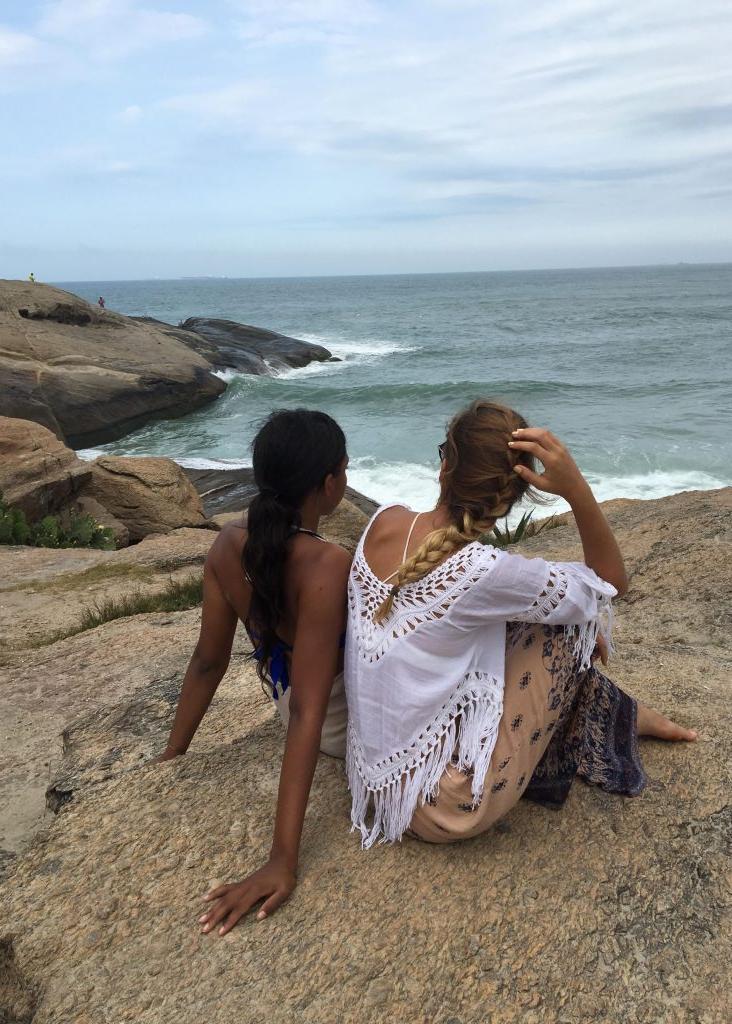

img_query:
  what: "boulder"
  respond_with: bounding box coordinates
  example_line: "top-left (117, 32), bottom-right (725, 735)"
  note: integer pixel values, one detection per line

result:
top-left (88, 456), bottom-right (209, 541)
top-left (0, 280), bottom-right (225, 448)
top-left (2, 489), bottom-right (728, 1022)
top-left (180, 317), bottom-right (334, 373)
top-left (185, 465), bottom-right (378, 519)
top-left (0, 416), bottom-right (91, 520)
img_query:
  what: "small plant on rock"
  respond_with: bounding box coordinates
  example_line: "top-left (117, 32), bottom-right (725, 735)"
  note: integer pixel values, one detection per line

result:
top-left (0, 492), bottom-right (115, 550)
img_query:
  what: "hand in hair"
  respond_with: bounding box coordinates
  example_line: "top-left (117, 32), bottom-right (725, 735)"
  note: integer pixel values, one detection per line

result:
top-left (509, 428), bottom-right (589, 502)
top-left (511, 427), bottom-right (628, 594)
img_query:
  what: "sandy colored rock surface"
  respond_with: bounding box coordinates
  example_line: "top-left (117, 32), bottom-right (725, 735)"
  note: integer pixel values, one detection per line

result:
top-left (88, 456), bottom-right (209, 541)
top-left (0, 489), bottom-right (730, 1023)
top-left (0, 417), bottom-right (91, 520)
top-left (0, 281), bottom-right (225, 448)
top-left (0, 527), bottom-right (213, 652)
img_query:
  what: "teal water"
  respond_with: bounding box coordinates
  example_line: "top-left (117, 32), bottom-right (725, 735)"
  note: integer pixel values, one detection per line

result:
top-left (62, 265), bottom-right (732, 514)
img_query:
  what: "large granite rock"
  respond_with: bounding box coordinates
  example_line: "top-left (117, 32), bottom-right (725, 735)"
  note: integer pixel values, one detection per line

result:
top-left (0, 489), bottom-right (729, 1023)
top-left (0, 416), bottom-right (91, 520)
top-left (88, 456), bottom-right (209, 542)
top-left (0, 281), bottom-right (225, 448)
top-left (180, 317), bottom-right (334, 373)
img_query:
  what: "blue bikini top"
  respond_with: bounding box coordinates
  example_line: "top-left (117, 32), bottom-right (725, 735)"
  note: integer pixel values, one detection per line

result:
top-left (252, 632), bottom-right (346, 701)
top-left (248, 525), bottom-right (345, 701)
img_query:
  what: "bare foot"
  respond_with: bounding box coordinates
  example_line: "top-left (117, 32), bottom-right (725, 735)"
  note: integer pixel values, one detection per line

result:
top-left (636, 702), bottom-right (698, 741)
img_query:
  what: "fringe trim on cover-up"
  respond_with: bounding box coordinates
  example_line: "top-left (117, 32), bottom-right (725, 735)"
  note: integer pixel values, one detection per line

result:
top-left (347, 671), bottom-right (504, 849)
top-left (347, 610), bottom-right (613, 849)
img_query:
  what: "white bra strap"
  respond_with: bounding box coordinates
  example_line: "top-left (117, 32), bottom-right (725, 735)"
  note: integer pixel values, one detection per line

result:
top-left (383, 512), bottom-right (421, 584)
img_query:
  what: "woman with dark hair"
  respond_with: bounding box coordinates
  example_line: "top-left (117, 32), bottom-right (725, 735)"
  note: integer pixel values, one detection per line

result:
top-left (158, 409), bottom-right (351, 932)
top-left (345, 400), bottom-right (696, 847)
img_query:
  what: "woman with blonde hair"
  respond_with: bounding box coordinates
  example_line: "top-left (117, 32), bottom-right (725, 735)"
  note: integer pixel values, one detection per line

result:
top-left (345, 400), bottom-right (696, 846)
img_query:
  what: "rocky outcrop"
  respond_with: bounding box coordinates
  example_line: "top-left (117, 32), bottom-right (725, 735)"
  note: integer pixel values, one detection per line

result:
top-left (0, 416), bottom-right (91, 520)
top-left (180, 317), bottom-right (335, 374)
top-left (0, 488), bottom-right (729, 1023)
top-left (0, 280), bottom-right (226, 448)
top-left (185, 465), bottom-right (378, 518)
top-left (88, 456), bottom-right (209, 542)
top-left (0, 417), bottom-right (211, 546)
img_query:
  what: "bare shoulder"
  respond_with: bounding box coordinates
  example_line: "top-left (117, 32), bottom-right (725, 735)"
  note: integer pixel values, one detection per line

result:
top-left (367, 504), bottom-right (412, 543)
top-left (296, 539), bottom-right (351, 598)
top-left (312, 539), bottom-right (352, 577)
top-left (206, 521), bottom-right (248, 566)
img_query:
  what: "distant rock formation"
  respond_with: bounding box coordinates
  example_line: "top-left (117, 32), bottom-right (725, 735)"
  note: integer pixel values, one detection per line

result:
top-left (179, 317), bottom-right (336, 374)
top-left (0, 280), bottom-right (226, 448)
top-left (0, 282), bottom-right (337, 450)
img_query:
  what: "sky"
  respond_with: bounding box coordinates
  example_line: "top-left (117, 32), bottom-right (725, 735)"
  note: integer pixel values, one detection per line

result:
top-left (1, 0), bottom-right (732, 280)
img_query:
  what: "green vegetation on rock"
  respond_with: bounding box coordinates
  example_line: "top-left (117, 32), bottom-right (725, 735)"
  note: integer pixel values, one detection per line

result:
top-left (482, 510), bottom-right (560, 547)
top-left (0, 491), bottom-right (115, 550)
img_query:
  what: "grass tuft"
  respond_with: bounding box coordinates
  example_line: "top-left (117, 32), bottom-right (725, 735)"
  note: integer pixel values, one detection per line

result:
top-left (29, 574), bottom-right (204, 647)
top-left (79, 575), bottom-right (204, 631)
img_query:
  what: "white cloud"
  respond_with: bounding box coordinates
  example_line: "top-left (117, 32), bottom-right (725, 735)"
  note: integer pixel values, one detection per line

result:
top-left (0, 25), bottom-right (47, 68)
top-left (117, 104), bottom-right (143, 123)
top-left (231, 0), bottom-right (377, 45)
top-left (160, 81), bottom-right (267, 121)
top-left (38, 0), bottom-right (208, 60)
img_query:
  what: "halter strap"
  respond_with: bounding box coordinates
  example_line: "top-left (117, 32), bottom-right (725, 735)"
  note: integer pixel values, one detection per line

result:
top-left (294, 527), bottom-right (325, 541)
top-left (383, 512), bottom-right (421, 584)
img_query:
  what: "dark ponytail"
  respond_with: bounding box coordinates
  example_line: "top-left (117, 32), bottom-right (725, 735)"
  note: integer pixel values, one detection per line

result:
top-left (243, 409), bottom-right (347, 680)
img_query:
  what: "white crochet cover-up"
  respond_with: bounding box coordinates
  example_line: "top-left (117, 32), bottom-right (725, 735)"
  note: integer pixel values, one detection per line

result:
top-left (345, 504), bottom-right (617, 848)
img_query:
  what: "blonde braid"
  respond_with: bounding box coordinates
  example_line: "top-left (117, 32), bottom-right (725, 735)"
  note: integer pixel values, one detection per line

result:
top-left (374, 511), bottom-right (491, 624)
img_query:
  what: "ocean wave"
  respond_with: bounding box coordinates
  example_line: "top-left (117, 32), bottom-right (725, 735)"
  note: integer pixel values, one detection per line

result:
top-left (348, 461), bottom-right (729, 522)
top-left (347, 458), bottom-right (440, 511)
top-left (174, 456), bottom-right (252, 470)
top-left (298, 332), bottom-right (420, 359)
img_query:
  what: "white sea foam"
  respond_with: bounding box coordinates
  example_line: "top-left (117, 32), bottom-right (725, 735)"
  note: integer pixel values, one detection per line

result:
top-left (348, 461), bottom-right (729, 524)
top-left (348, 458), bottom-right (440, 512)
top-left (174, 456), bottom-right (252, 470)
top-left (212, 334), bottom-right (420, 383)
top-left (298, 333), bottom-right (419, 359)
top-left (76, 447), bottom-right (108, 461)
top-left (530, 469), bottom-right (730, 520)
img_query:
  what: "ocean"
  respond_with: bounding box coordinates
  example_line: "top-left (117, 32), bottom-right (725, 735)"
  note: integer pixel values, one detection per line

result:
top-left (62, 264), bottom-right (732, 519)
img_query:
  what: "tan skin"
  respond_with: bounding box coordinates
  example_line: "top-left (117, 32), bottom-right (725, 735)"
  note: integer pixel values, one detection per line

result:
top-left (365, 426), bottom-right (697, 743)
top-left (157, 457), bottom-right (351, 935)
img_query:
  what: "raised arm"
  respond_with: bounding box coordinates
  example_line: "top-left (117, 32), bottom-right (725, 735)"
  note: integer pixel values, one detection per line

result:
top-left (157, 546), bottom-right (238, 760)
top-left (199, 544), bottom-right (351, 935)
top-left (510, 427), bottom-right (628, 595)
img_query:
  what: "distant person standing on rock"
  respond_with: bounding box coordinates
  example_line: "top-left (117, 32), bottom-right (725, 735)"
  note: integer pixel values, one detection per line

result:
top-left (157, 409), bottom-right (351, 934)
top-left (98, 296), bottom-right (105, 309)
top-left (28, 272), bottom-right (35, 283)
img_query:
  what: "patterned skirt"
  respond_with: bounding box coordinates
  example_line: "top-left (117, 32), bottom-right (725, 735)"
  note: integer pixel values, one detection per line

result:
top-left (409, 623), bottom-right (647, 843)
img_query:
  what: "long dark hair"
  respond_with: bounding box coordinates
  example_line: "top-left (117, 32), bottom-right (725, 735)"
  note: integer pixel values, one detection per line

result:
top-left (243, 408), bottom-right (346, 679)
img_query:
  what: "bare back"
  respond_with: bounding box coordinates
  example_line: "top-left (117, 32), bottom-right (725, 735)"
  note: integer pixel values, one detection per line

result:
top-left (362, 505), bottom-right (451, 584)
top-left (208, 518), bottom-right (349, 649)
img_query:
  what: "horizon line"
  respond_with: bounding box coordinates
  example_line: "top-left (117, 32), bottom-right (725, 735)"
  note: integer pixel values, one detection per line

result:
top-left (43, 258), bottom-right (732, 286)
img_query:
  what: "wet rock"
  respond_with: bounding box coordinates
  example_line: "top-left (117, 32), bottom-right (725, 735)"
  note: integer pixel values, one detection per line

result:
top-left (180, 317), bottom-right (334, 373)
